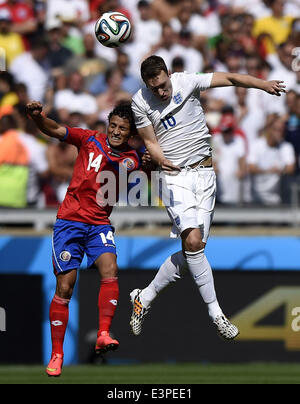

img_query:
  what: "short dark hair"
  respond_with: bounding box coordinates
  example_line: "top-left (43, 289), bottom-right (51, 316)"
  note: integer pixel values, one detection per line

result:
top-left (108, 102), bottom-right (137, 135)
top-left (141, 55), bottom-right (168, 83)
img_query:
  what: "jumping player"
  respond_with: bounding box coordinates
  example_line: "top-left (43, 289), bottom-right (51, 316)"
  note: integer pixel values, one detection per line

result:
top-left (26, 101), bottom-right (141, 377)
top-left (130, 55), bottom-right (286, 340)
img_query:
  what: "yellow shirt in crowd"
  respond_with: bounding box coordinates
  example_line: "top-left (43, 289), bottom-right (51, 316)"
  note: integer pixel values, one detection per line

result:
top-left (0, 32), bottom-right (25, 67)
top-left (253, 15), bottom-right (294, 53)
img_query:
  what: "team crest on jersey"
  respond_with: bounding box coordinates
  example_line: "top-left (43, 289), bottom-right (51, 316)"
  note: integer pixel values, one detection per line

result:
top-left (173, 91), bottom-right (183, 104)
top-left (121, 158), bottom-right (135, 171)
top-left (60, 251), bottom-right (71, 262)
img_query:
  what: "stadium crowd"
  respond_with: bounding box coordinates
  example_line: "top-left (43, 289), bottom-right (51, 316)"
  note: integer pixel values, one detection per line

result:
top-left (0, 0), bottom-right (300, 208)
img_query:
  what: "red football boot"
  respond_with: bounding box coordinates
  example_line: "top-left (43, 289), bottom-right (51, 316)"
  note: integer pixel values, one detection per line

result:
top-left (46, 353), bottom-right (63, 377)
top-left (95, 331), bottom-right (119, 354)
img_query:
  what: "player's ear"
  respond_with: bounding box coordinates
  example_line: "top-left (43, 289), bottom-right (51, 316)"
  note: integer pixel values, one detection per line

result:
top-left (168, 70), bottom-right (171, 77)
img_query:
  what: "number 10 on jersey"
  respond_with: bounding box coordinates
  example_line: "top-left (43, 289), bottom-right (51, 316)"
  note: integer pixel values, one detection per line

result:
top-left (161, 113), bottom-right (176, 130)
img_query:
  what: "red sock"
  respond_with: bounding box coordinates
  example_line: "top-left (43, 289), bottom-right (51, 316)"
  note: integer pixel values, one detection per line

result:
top-left (49, 294), bottom-right (70, 356)
top-left (97, 277), bottom-right (119, 336)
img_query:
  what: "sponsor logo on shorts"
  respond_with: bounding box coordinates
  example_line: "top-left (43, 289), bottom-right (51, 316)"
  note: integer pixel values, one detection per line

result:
top-left (60, 251), bottom-right (71, 262)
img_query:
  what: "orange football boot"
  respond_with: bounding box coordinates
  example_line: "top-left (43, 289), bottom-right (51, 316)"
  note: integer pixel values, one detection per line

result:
top-left (46, 353), bottom-right (63, 377)
top-left (95, 331), bottom-right (119, 354)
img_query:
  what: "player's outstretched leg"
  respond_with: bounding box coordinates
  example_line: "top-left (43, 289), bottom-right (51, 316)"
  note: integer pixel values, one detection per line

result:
top-left (184, 248), bottom-right (239, 341)
top-left (130, 251), bottom-right (187, 335)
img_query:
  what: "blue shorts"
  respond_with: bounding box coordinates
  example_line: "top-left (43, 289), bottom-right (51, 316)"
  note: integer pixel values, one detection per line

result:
top-left (52, 219), bottom-right (116, 275)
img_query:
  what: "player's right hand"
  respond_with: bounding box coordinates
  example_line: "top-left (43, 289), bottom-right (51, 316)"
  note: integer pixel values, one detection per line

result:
top-left (160, 158), bottom-right (181, 173)
top-left (26, 101), bottom-right (43, 117)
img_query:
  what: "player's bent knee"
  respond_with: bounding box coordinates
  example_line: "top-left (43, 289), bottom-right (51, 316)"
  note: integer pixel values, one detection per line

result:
top-left (99, 262), bottom-right (118, 279)
top-left (182, 231), bottom-right (205, 252)
top-left (56, 282), bottom-right (74, 300)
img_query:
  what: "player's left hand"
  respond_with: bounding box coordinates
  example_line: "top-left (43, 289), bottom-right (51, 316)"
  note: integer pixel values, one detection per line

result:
top-left (264, 80), bottom-right (286, 96)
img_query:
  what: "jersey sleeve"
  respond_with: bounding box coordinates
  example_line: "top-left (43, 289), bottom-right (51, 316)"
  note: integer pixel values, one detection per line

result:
top-left (189, 72), bottom-right (214, 92)
top-left (63, 126), bottom-right (97, 149)
top-left (131, 92), bottom-right (152, 129)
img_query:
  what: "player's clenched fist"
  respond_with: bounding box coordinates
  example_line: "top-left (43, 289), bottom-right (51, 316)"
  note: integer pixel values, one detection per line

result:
top-left (26, 101), bottom-right (43, 117)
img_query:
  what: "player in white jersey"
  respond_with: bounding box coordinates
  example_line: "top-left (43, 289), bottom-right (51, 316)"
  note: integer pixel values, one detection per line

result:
top-left (129, 55), bottom-right (286, 340)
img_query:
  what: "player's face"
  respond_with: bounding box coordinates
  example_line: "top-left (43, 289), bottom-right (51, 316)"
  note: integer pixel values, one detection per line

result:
top-left (107, 115), bottom-right (131, 149)
top-left (146, 71), bottom-right (173, 102)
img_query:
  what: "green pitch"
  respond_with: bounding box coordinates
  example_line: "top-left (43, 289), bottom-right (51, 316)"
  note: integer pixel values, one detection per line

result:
top-left (0, 363), bottom-right (299, 384)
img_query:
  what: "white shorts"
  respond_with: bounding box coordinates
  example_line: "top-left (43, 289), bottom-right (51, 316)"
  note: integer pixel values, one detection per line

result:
top-left (159, 167), bottom-right (216, 243)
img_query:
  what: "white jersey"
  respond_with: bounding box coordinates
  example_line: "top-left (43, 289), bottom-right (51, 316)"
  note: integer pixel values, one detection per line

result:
top-left (131, 72), bottom-right (213, 166)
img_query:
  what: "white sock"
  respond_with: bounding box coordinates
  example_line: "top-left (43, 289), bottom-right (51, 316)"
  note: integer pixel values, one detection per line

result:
top-left (140, 251), bottom-right (187, 308)
top-left (185, 249), bottom-right (223, 320)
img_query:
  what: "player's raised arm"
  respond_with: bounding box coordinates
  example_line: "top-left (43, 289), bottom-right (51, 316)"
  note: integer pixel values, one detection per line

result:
top-left (210, 72), bottom-right (286, 96)
top-left (137, 125), bottom-right (180, 172)
top-left (26, 101), bottom-right (67, 140)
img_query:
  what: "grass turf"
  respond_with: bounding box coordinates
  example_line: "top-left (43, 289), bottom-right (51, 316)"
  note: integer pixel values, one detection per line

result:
top-left (0, 363), bottom-right (299, 384)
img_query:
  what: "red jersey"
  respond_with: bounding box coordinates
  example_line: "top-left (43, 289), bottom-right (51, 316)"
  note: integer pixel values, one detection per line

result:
top-left (57, 126), bottom-right (142, 225)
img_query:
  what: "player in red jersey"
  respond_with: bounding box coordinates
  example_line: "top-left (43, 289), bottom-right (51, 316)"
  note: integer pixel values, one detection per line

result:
top-left (26, 101), bottom-right (141, 377)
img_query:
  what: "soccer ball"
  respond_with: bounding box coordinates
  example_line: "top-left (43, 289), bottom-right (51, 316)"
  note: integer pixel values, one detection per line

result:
top-left (95, 11), bottom-right (131, 48)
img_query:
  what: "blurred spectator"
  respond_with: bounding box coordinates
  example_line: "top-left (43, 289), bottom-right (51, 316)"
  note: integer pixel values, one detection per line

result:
top-left (169, 29), bottom-right (204, 73)
top-left (134, 0), bottom-right (162, 51)
top-left (96, 67), bottom-right (131, 121)
top-left (89, 51), bottom-right (141, 96)
top-left (0, 113), bottom-right (48, 208)
top-left (46, 138), bottom-right (77, 204)
top-left (170, 0), bottom-right (220, 49)
top-left (9, 37), bottom-right (50, 101)
top-left (151, 0), bottom-right (181, 24)
top-left (239, 13), bottom-right (262, 57)
top-left (290, 17), bottom-right (300, 46)
top-left (90, 119), bottom-right (107, 133)
top-left (248, 115), bottom-right (296, 205)
top-left (0, 7), bottom-right (25, 67)
top-left (46, 19), bottom-right (74, 72)
top-left (0, 0), bottom-right (38, 46)
top-left (61, 16), bottom-right (85, 55)
top-left (230, 0), bottom-right (300, 18)
top-left (213, 121), bottom-right (247, 204)
top-left (171, 56), bottom-right (184, 73)
top-left (0, 72), bottom-right (18, 109)
top-left (64, 32), bottom-right (110, 90)
top-left (253, 0), bottom-right (294, 55)
top-left (97, 0), bottom-right (131, 20)
top-left (209, 15), bottom-right (244, 66)
top-left (262, 40), bottom-right (298, 116)
top-left (54, 71), bottom-right (98, 126)
top-left (235, 86), bottom-right (265, 147)
top-left (285, 93), bottom-right (300, 173)
top-left (46, 0), bottom-right (90, 28)
top-left (213, 110), bottom-right (247, 145)
top-left (151, 23), bottom-right (178, 71)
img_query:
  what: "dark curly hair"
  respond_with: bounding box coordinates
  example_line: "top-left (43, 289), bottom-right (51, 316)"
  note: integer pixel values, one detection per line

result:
top-left (108, 102), bottom-right (137, 135)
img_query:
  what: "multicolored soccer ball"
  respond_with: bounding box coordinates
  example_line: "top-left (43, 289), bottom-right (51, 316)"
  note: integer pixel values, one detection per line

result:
top-left (95, 11), bottom-right (131, 48)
